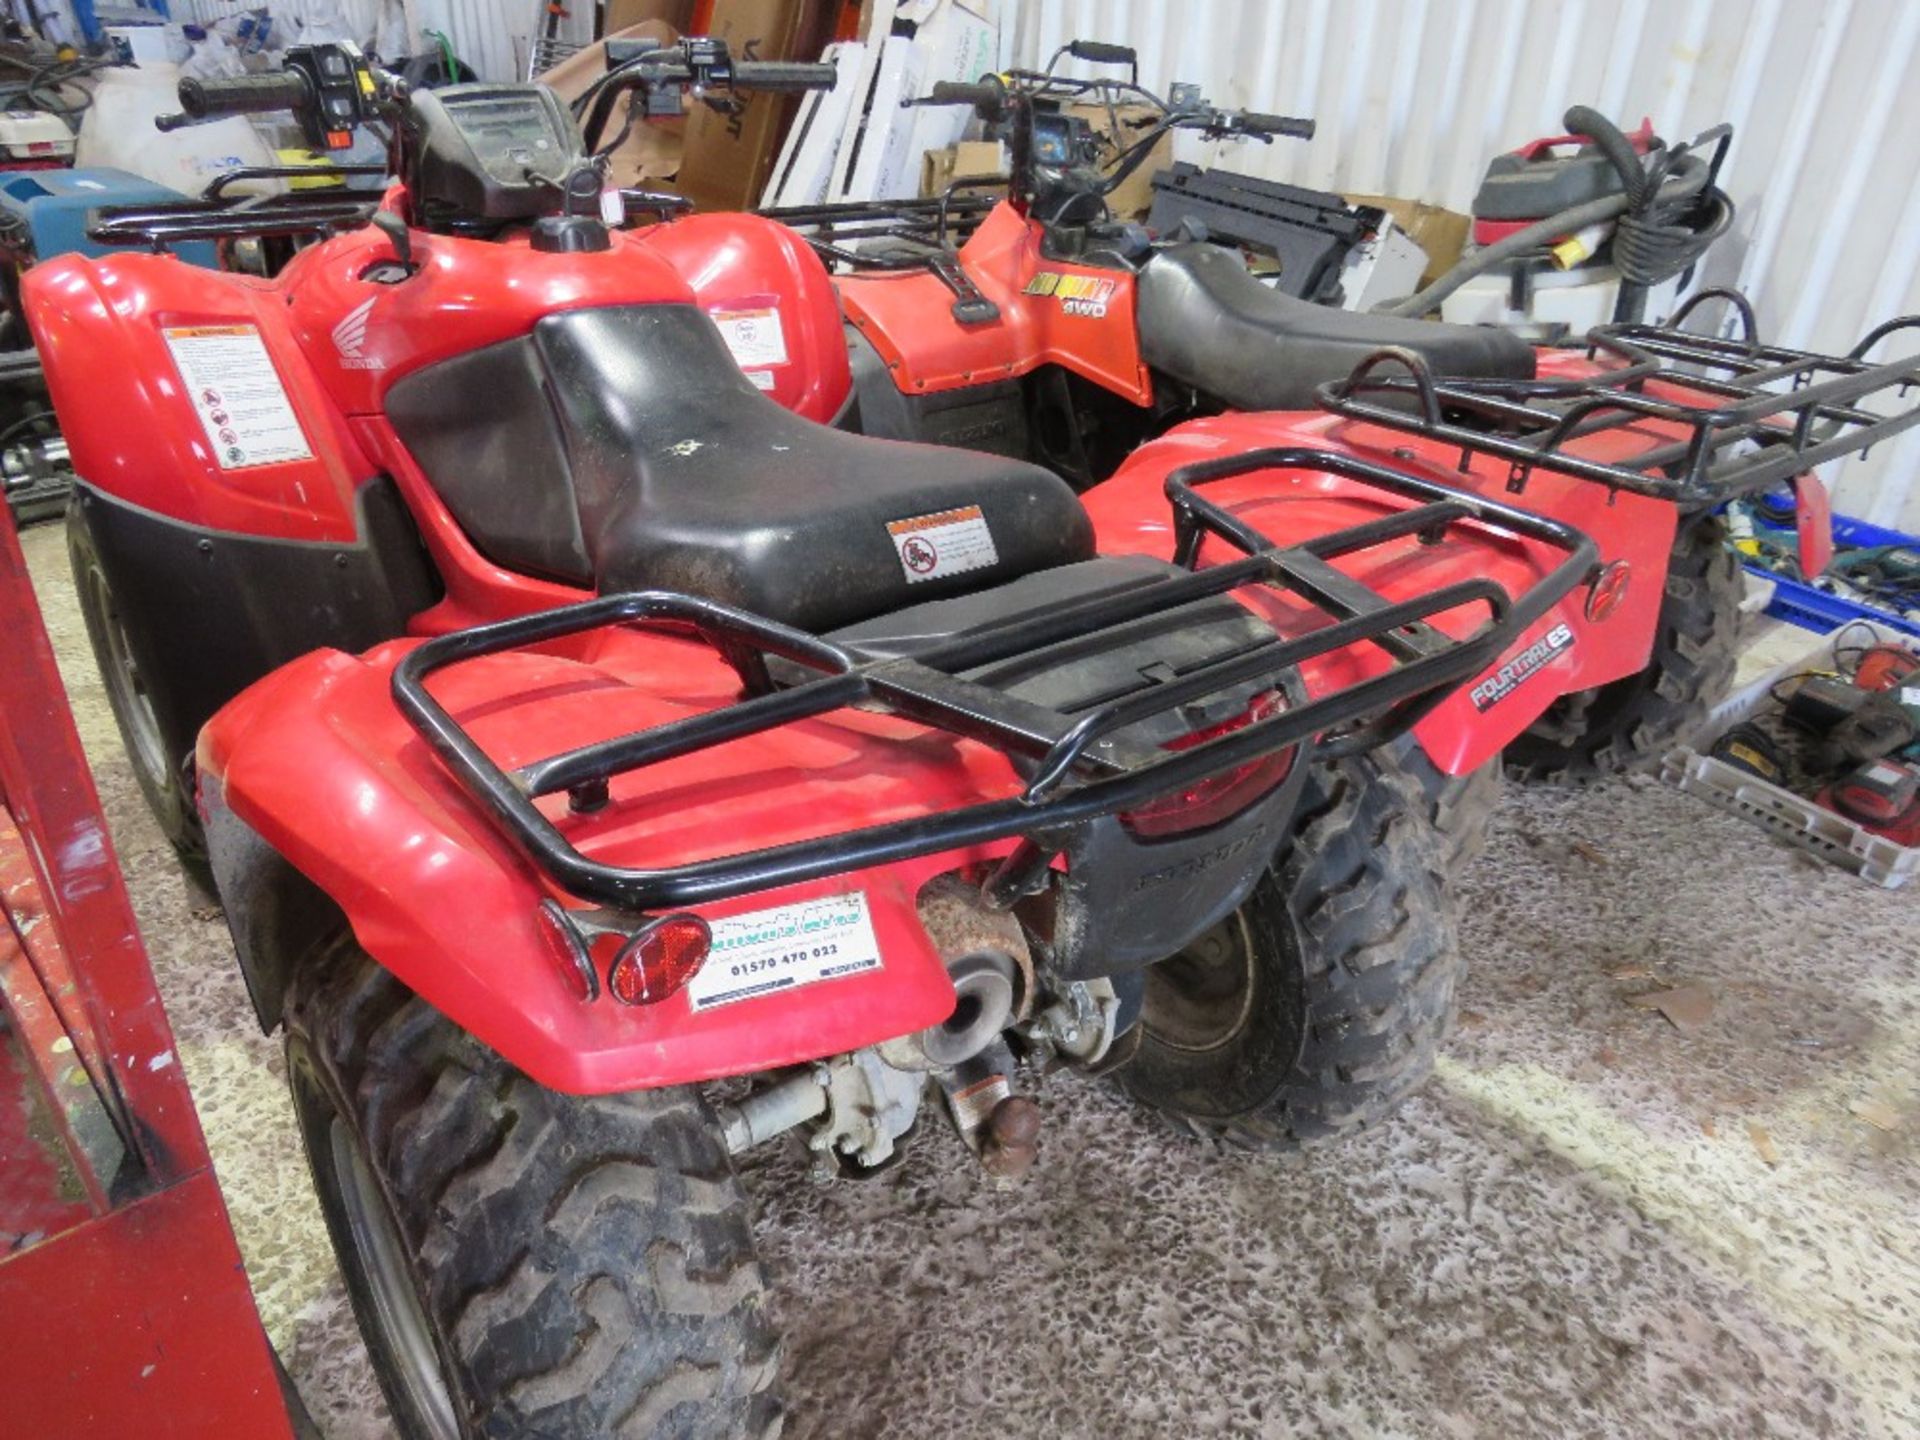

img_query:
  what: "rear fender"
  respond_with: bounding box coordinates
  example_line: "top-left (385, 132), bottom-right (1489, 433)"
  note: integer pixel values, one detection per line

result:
top-left (198, 644), bottom-right (963, 1096)
top-left (1085, 416), bottom-right (1676, 774)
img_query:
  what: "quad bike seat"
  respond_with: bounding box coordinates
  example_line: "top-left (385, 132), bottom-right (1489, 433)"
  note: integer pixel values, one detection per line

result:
top-left (1136, 241), bottom-right (1536, 410)
top-left (389, 305), bottom-right (1093, 632)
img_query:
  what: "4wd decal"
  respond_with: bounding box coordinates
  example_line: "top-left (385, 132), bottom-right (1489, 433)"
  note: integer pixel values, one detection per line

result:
top-left (1469, 623), bottom-right (1576, 711)
top-left (1023, 271), bottom-right (1117, 317)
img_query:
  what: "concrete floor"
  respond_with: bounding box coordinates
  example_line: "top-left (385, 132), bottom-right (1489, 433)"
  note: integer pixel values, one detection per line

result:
top-left (20, 517), bottom-right (1920, 1440)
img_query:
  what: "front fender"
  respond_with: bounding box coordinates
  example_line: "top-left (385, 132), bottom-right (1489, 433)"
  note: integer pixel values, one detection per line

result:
top-left (198, 645), bottom-right (959, 1095)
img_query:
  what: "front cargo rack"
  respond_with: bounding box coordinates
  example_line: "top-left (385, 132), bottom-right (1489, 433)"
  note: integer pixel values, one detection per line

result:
top-left (86, 165), bottom-right (387, 252)
top-left (757, 188), bottom-right (999, 270)
top-left (392, 449), bottom-right (1597, 911)
top-left (1316, 288), bottom-right (1920, 506)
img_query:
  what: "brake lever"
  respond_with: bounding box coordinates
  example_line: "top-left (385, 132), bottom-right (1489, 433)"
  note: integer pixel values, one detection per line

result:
top-left (1200, 111), bottom-right (1274, 143)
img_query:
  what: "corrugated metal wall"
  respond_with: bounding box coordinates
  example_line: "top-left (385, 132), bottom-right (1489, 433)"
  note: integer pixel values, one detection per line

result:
top-left (1011, 0), bottom-right (1920, 530)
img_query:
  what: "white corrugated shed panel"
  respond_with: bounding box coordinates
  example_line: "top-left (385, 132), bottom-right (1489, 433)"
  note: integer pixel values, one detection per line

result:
top-left (1011, 0), bottom-right (1920, 531)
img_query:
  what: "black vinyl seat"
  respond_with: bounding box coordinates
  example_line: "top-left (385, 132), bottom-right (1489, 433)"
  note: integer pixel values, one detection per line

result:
top-left (390, 304), bottom-right (1094, 632)
top-left (1136, 241), bottom-right (1536, 411)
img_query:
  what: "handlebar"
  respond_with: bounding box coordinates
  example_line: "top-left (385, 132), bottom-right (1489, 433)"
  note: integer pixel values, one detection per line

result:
top-left (1233, 111), bottom-right (1315, 140)
top-left (925, 77), bottom-right (1006, 113)
top-left (160, 70), bottom-right (311, 131)
top-left (729, 59), bottom-right (838, 92)
top-left (1066, 40), bottom-right (1135, 67)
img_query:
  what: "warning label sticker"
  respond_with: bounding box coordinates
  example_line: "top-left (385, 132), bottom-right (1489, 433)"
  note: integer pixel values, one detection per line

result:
top-left (711, 305), bottom-right (789, 371)
top-left (163, 325), bottom-right (313, 470)
top-left (687, 892), bottom-right (883, 1013)
top-left (886, 504), bottom-right (998, 584)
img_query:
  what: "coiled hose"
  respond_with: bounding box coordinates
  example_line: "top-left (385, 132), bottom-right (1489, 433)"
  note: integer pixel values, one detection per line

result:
top-left (0, 49), bottom-right (111, 120)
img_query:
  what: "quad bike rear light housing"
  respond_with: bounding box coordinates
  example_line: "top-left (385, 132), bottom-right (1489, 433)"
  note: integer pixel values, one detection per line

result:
top-left (390, 448), bottom-right (1597, 912)
top-left (1315, 288), bottom-right (1920, 508)
top-left (1119, 688), bottom-right (1295, 839)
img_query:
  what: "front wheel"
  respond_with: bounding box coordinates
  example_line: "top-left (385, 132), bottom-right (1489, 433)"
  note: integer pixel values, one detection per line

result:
top-left (1117, 749), bottom-right (1459, 1150)
top-left (68, 503), bottom-right (209, 878)
top-left (284, 937), bottom-right (781, 1440)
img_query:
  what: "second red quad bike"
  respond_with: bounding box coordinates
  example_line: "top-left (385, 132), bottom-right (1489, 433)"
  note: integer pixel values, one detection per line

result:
top-left (795, 48), bottom-right (1919, 816)
top-left (29, 42), bottom-right (1920, 1439)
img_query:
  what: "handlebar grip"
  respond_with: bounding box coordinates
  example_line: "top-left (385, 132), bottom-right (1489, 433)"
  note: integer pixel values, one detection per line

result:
top-left (729, 60), bottom-right (838, 92)
top-left (175, 70), bottom-right (312, 122)
top-left (927, 79), bottom-right (1004, 109)
top-left (1562, 104), bottom-right (1651, 207)
top-left (1067, 40), bottom-right (1136, 66)
top-left (1237, 111), bottom-right (1316, 140)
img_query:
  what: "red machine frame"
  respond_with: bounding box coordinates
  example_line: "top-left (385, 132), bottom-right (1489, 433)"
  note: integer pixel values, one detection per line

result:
top-left (0, 510), bottom-right (300, 1439)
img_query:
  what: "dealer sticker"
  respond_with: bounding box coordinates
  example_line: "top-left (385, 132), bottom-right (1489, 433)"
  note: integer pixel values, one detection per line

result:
top-left (886, 504), bottom-right (999, 584)
top-left (687, 892), bottom-right (883, 1012)
top-left (163, 324), bottom-right (314, 470)
top-left (711, 305), bottom-right (789, 371)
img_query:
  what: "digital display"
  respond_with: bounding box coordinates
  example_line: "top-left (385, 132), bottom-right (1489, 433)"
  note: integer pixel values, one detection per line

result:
top-left (1030, 115), bottom-right (1074, 165)
top-left (443, 93), bottom-right (568, 178)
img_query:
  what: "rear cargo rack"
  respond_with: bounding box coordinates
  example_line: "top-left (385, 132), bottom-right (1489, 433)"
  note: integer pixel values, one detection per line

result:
top-left (392, 450), bottom-right (1595, 911)
top-left (1315, 288), bottom-right (1920, 506)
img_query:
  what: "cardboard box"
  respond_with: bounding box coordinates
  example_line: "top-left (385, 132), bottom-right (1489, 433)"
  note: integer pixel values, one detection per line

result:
top-left (1066, 101), bottom-right (1171, 221)
top-left (605, 0), bottom-right (696, 33)
top-left (540, 22), bottom-right (685, 187)
top-left (1345, 194), bottom-right (1471, 287)
top-left (919, 139), bottom-right (1006, 198)
top-left (674, 0), bottom-right (833, 212)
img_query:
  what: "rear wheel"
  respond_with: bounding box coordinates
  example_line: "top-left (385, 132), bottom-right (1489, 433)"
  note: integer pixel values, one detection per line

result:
top-left (68, 504), bottom-right (209, 878)
top-left (1118, 749), bottom-right (1459, 1149)
top-left (1392, 735), bottom-right (1502, 870)
top-left (284, 937), bottom-right (781, 1440)
top-left (1505, 515), bottom-right (1741, 783)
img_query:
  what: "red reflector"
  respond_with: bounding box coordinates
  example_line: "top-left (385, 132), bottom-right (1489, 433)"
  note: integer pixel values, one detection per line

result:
top-left (1120, 691), bottom-right (1296, 840)
top-left (1585, 560), bottom-right (1631, 621)
top-left (608, 914), bottom-right (712, 1005)
top-left (535, 899), bottom-right (598, 1001)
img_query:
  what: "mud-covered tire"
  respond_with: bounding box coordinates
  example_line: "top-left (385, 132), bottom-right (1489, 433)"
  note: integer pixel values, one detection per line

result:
top-left (1117, 749), bottom-right (1459, 1150)
top-left (1505, 516), bottom-right (1742, 784)
top-left (1392, 736), bottom-right (1502, 870)
top-left (283, 937), bottom-right (780, 1440)
top-left (67, 502), bottom-right (210, 880)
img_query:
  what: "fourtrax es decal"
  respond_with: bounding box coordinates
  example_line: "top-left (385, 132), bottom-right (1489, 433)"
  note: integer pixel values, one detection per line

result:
top-left (1023, 270), bottom-right (1117, 317)
top-left (1468, 623), bottom-right (1576, 712)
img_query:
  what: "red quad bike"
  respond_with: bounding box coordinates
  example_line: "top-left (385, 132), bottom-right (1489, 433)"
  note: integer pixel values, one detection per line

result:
top-left (790, 49), bottom-right (1920, 845)
top-left (26, 43), bottom-right (1915, 1439)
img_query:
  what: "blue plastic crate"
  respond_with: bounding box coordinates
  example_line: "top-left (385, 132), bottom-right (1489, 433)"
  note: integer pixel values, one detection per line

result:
top-left (1740, 511), bottom-right (1920, 640)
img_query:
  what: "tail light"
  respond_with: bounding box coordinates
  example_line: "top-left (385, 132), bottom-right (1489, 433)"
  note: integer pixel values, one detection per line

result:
top-left (608, 913), bottom-right (712, 1005)
top-left (1120, 690), bottom-right (1295, 840)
